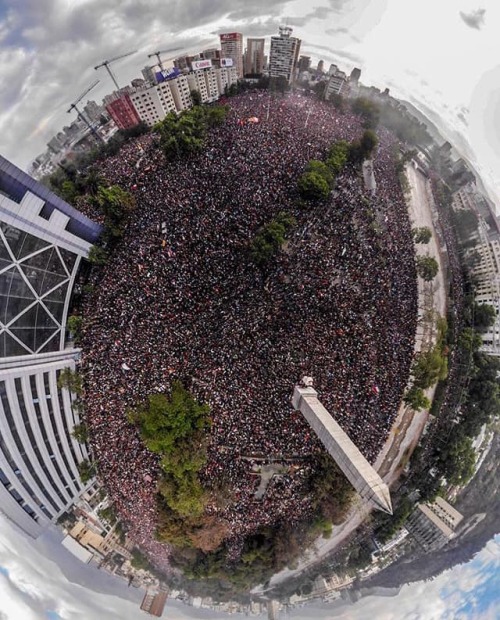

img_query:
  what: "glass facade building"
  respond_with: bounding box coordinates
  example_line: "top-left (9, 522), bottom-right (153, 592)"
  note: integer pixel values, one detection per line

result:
top-left (0, 155), bottom-right (101, 537)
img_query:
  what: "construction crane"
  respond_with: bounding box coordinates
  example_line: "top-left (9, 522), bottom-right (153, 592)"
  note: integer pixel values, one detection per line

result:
top-left (94, 50), bottom-right (137, 90)
top-left (67, 79), bottom-right (104, 142)
top-left (147, 47), bottom-right (182, 71)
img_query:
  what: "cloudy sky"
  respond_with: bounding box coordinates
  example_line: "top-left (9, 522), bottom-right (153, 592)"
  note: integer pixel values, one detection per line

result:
top-left (0, 514), bottom-right (499, 620)
top-left (0, 0), bottom-right (499, 206)
top-left (1, 0), bottom-right (500, 617)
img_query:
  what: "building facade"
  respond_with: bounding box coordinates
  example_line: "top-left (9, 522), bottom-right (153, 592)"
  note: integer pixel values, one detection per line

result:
top-left (244, 38), bottom-right (265, 76)
top-left (406, 497), bottom-right (463, 552)
top-left (106, 94), bottom-right (141, 130)
top-left (325, 70), bottom-right (349, 98)
top-left (0, 155), bottom-right (101, 537)
top-left (269, 26), bottom-right (301, 84)
top-left (219, 32), bottom-right (244, 79)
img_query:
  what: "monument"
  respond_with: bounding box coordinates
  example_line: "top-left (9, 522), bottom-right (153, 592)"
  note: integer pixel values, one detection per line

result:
top-left (292, 377), bottom-right (393, 514)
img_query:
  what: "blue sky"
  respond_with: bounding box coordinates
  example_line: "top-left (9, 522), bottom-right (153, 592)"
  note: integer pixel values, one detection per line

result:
top-left (0, 514), bottom-right (499, 619)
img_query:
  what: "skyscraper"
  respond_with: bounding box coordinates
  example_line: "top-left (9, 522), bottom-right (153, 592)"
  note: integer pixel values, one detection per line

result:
top-left (0, 155), bottom-right (101, 537)
top-left (219, 32), bottom-right (244, 79)
top-left (269, 26), bottom-right (301, 84)
top-left (244, 38), bottom-right (265, 76)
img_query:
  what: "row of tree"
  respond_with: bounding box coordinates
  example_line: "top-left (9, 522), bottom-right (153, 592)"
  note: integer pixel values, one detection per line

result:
top-left (298, 133), bottom-right (378, 202)
top-left (128, 382), bottom-right (215, 549)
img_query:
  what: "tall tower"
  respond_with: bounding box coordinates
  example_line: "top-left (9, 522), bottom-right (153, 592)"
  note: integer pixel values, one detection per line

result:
top-left (219, 32), bottom-right (244, 79)
top-left (0, 155), bottom-right (101, 537)
top-left (269, 26), bottom-right (301, 84)
top-left (244, 38), bottom-right (265, 76)
top-left (292, 378), bottom-right (392, 514)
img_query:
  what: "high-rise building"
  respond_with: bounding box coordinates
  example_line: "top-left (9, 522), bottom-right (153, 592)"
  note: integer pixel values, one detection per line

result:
top-left (298, 55), bottom-right (311, 72)
top-left (269, 26), bottom-right (301, 84)
top-left (406, 497), bottom-right (464, 551)
top-left (317, 59), bottom-right (324, 73)
top-left (244, 38), bottom-right (266, 76)
top-left (0, 155), bottom-right (101, 538)
top-left (106, 94), bottom-right (141, 130)
top-left (141, 65), bottom-right (157, 86)
top-left (219, 32), bottom-right (244, 79)
top-left (187, 66), bottom-right (220, 103)
top-left (350, 67), bottom-right (362, 82)
top-left (325, 70), bottom-right (349, 98)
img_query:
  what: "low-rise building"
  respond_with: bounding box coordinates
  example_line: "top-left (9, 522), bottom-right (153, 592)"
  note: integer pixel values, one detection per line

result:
top-left (406, 497), bottom-right (464, 552)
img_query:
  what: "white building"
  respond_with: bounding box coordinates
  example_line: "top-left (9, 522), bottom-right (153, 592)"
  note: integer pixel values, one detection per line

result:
top-left (325, 70), bottom-right (349, 99)
top-left (216, 66), bottom-right (239, 95)
top-left (0, 155), bottom-right (101, 538)
top-left (269, 26), bottom-right (301, 84)
top-left (130, 74), bottom-right (193, 126)
top-left (188, 66), bottom-right (220, 103)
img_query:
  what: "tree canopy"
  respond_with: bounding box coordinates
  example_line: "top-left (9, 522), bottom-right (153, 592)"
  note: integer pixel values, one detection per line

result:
top-left (412, 227), bottom-right (432, 244)
top-left (250, 212), bottom-right (296, 268)
top-left (416, 255), bottom-right (439, 281)
top-left (473, 303), bottom-right (496, 332)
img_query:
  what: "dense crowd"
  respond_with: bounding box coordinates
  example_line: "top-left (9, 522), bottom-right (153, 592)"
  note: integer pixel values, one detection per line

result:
top-left (80, 92), bottom-right (418, 568)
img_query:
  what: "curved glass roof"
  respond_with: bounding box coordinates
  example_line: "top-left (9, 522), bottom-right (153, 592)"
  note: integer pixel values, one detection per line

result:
top-left (0, 223), bottom-right (75, 358)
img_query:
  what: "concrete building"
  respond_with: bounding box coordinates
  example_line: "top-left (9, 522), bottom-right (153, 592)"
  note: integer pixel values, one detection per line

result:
top-left (141, 590), bottom-right (168, 617)
top-left (220, 32), bottom-right (243, 79)
top-left (298, 55), bottom-right (311, 72)
top-left (129, 74), bottom-right (191, 126)
top-left (406, 497), bottom-right (463, 552)
top-left (269, 26), bottom-right (301, 84)
top-left (0, 155), bottom-right (101, 538)
top-left (244, 38), bottom-right (266, 76)
top-left (188, 66), bottom-right (220, 103)
top-left (317, 60), bottom-right (324, 73)
top-left (325, 70), bottom-right (349, 99)
top-left (292, 379), bottom-right (392, 514)
top-left (216, 66), bottom-right (239, 95)
top-left (106, 94), bottom-right (141, 130)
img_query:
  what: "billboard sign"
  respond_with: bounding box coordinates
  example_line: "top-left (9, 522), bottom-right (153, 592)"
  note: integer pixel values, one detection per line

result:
top-left (155, 67), bottom-right (181, 83)
top-left (220, 58), bottom-right (234, 67)
top-left (191, 59), bottom-right (213, 71)
top-left (220, 33), bottom-right (240, 42)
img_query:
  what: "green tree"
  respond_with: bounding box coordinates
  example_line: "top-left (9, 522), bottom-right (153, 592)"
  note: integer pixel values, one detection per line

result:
top-left (66, 315), bottom-right (83, 340)
top-left (77, 459), bottom-right (96, 483)
top-left (412, 226), bottom-right (432, 244)
top-left (93, 185), bottom-right (136, 240)
top-left (416, 255), bottom-right (439, 281)
top-left (298, 171), bottom-right (330, 200)
top-left (351, 97), bottom-right (380, 129)
top-left (130, 382), bottom-right (211, 527)
top-left (306, 160), bottom-right (334, 186)
top-left (190, 89), bottom-right (202, 106)
top-left (326, 141), bottom-right (350, 175)
top-left (439, 435), bottom-right (476, 486)
top-left (71, 423), bottom-right (88, 444)
top-left (459, 327), bottom-right (483, 352)
top-left (412, 346), bottom-right (448, 389)
top-left (87, 245), bottom-right (108, 265)
top-left (250, 212), bottom-right (296, 267)
top-left (404, 386), bottom-right (431, 411)
top-left (349, 129), bottom-right (379, 163)
top-left (57, 368), bottom-right (83, 395)
top-left (473, 303), bottom-right (496, 332)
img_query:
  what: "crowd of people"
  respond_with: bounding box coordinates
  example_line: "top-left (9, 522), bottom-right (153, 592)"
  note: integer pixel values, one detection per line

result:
top-left (80, 92), bottom-right (418, 568)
